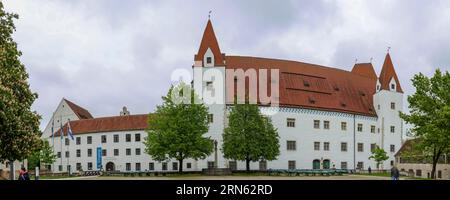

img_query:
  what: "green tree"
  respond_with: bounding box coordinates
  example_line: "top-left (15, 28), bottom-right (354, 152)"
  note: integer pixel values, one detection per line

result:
top-left (222, 102), bottom-right (280, 171)
top-left (400, 69), bottom-right (450, 179)
top-left (144, 83), bottom-right (213, 173)
top-left (27, 140), bottom-right (57, 170)
top-left (0, 2), bottom-right (41, 166)
top-left (369, 146), bottom-right (389, 170)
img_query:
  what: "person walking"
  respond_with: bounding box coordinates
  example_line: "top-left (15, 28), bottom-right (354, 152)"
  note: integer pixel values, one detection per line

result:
top-left (368, 166), bottom-right (372, 174)
top-left (390, 166), bottom-right (400, 180)
top-left (18, 167), bottom-right (30, 180)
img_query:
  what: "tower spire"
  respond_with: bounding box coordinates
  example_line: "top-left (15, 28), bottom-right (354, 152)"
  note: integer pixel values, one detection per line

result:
top-left (194, 18), bottom-right (225, 66)
top-left (378, 51), bottom-right (403, 93)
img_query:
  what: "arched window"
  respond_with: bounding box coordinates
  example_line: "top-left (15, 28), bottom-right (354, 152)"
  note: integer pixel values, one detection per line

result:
top-left (313, 159), bottom-right (320, 169)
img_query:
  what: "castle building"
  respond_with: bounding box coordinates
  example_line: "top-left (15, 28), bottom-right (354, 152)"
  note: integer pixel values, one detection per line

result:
top-left (43, 20), bottom-right (404, 173)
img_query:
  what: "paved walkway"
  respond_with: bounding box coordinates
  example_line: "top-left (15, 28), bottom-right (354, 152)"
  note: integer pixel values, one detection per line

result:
top-left (53, 175), bottom-right (404, 180)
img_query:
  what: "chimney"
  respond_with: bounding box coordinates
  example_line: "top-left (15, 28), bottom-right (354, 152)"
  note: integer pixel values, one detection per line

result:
top-left (120, 106), bottom-right (130, 116)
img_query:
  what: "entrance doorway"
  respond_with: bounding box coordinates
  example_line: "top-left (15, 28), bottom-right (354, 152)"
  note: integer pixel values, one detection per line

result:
top-left (105, 162), bottom-right (115, 171)
top-left (313, 159), bottom-right (320, 169)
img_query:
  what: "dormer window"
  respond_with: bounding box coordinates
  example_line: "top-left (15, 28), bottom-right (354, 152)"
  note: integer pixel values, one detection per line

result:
top-left (376, 85), bottom-right (380, 91)
top-left (206, 57), bottom-right (212, 64)
top-left (391, 84), bottom-right (395, 90)
top-left (303, 80), bottom-right (310, 87)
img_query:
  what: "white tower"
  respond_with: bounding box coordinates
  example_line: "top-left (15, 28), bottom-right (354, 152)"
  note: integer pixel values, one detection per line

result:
top-left (373, 53), bottom-right (404, 169)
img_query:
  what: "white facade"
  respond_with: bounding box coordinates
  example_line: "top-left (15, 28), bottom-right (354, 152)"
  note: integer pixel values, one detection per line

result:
top-left (41, 99), bottom-right (83, 139)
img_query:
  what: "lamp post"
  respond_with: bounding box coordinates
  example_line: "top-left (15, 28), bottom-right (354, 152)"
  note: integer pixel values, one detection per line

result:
top-left (214, 140), bottom-right (218, 169)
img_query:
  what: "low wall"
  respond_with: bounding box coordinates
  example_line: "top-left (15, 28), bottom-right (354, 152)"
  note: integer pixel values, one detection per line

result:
top-left (397, 163), bottom-right (450, 179)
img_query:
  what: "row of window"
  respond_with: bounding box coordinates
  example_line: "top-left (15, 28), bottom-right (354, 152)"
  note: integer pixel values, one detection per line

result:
top-left (57, 148), bottom-right (143, 158)
top-left (286, 119), bottom-right (396, 134)
top-left (286, 141), bottom-right (396, 153)
top-left (59, 162), bottom-right (191, 172)
top-left (66, 133), bottom-right (142, 145)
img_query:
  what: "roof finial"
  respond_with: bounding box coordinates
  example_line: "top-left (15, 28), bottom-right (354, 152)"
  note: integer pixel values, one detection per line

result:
top-left (387, 46), bottom-right (391, 54)
top-left (355, 58), bottom-right (358, 64)
top-left (370, 57), bottom-right (373, 63)
top-left (208, 10), bottom-right (212, 20)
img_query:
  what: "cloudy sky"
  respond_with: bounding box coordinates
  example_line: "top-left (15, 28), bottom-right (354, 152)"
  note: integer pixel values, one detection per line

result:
top-left (3, 0), bottom-right (450, 130)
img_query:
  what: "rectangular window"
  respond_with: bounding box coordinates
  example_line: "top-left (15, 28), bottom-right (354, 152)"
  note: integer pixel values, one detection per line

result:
top-left (357, 124), bottom-right (363, 132)
top-left (371, 126), bottom-right (376, 133)
top-left (126, 134), bottom-right (131, 142)
top-left (126, 148), bottom-right (131, 156)
top-left (416, 169), bottom-right (422, 177)
top-left (206, 57), bottom-right (212, 64)
top-left (324, 142), bottom-right (330, 151)
top-left (57, 152), bottom-right (61, 158)
top-left (65, 138), bottom-right (70, 146)
top-left (357, 162), bottom-right (364, 170)
top-left (65, 151), bottom-right (70, 158)
top-left (162, 162), bottom-right (167, 171)
top-left (229, 161), bottom-right (237, 171)
top-left (126, 163), bottom-right (131, 171)
top-left (87, 162), bottom-right (92, 170)
top-left (390, 126), bottom-right (395, 133)
top-left (172, 162), bottom-right (178, 171)
top-left (341, 122), bottom-right (347, 131)
top-left (371, 143), bottom-right (377, 152)
top-left (101, 135), bottom-right (107, 143)
top-left (87, 149), bottom-right (92, 157)
top-left (358, 143), bottom-right (364, 152)
top-left (76, 163), bottom-right (82, 171)
top-left (113, 134), bottom-right (119, 143)
top-left (288, 160), bottom-right (296, 170)
top-left (341, 162), bottom-right (347, 169)
top-left (76, 137), bottom-right (81, 145)
top-left (287, 141), bottom-right (296, 151)
top-left (135, 148), bottom-right (141, 156)
top-left (314, 142), bottom-right (320, 151)
top-left (136, 163), bottom-right (141, 171)
top-left (58, 165), bottom-right (63, 171)
top-left (87, 136), bottom-right (92, 144)
top-left (287, 118), bottom-right (295, 127)
top-left (149, 162), bottom-right (154, 171)
top-left (390, 145), bottom-right (395, 153)
top-left (102, 149), bottom-right (107, 157)
top-left (341, 142), bottom-right (347, 152)
top-left (76, 149), bottom-right (81, 157)
top-left (259, 161), bottom-right (267, 171)
top-left (206, 81), bottom-right (213, 90)
top-left (391, 102), bottom-right (395, 110)
top-left (324, 121), bottom-right (330, 129)
top-left (135, 134), bottom-right (141, 142)
top-left (208, 114), bottom-right (214, 123)
top-left (186, 163), bottom-right (192, 169)
top-left (207, 161), bottom-right (215, 169)
top-left (114, 149), bottom-right (119, 156)
top-left (314, 120), bottom-right (320, 129)
top-left (438, 170), bottom-right (442, 179)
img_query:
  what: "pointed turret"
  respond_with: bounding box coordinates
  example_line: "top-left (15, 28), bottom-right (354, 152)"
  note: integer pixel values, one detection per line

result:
top-left (194, 20), bottom-right (225, 66)
top-left (379, 53), bottom-right (403, 93)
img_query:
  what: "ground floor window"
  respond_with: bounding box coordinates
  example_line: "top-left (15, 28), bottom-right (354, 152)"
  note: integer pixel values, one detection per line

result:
top-left (126, 163), bottom-right (131, 171)
top-left (135, 163), bottom-right (141, 171)
top-left (259, 161), bottom-right (267, 171)
top-left (416, 169), bottom-right (422, 177)
top-left (207, 161), bottom-right (215, 169)
top-left (58, 165), bottom-right (62, 171)
top-left (229, 161), bottom-right (237, 171)
top-left (87, 162), bottom-right (92, 170)
top-left (172, 162), bottom-right (178, 171)
top-left (438, 170), bottom-right (442, 178)
top-left (340, 162), bottom-right (347, 169)
top-left (76, 163), bottom-right (82, 171)
top-left (357, 162), bottom-right (364, 170)
top-left (149, 162), bottom-right (154, 171)
top-left (186, 163), bottom-right (192, 169)
top-left (288, 160), bottom-right (296, 170)
top-left (162, 162), bottom-right (167, 171)
top-left (323, 159), bottom-right (330, 169)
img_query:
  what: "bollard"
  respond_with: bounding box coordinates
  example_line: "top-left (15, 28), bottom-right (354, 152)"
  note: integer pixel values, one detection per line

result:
top-left (35, 166), bottom-right (40, 180)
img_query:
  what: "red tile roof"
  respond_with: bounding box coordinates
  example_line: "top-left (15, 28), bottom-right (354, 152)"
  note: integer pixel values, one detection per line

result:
top-left (194, 20), bottom-right (225, 66)
top-left (224, 56), bottom-right (377, 116)
top-left (64, 98), bottom-right (93, 119)
top-left (351, 63), bottom-right (377, 80)
top-left (54, 114), bottom-right (148, 136)
top-left (379, 53), bottom-right (403, 93)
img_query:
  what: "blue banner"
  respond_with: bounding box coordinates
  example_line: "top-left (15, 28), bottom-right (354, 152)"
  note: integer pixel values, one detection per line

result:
top-left (97, 147), bottom-right (102, 170)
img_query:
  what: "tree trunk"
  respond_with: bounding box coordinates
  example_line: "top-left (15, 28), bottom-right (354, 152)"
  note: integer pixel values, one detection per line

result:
top-left (246, 157), bottom-right (250, 172)
top-left (179, 159), bottom-right (183, 173)
top-left (431, 150), bottom-right (442, 179)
